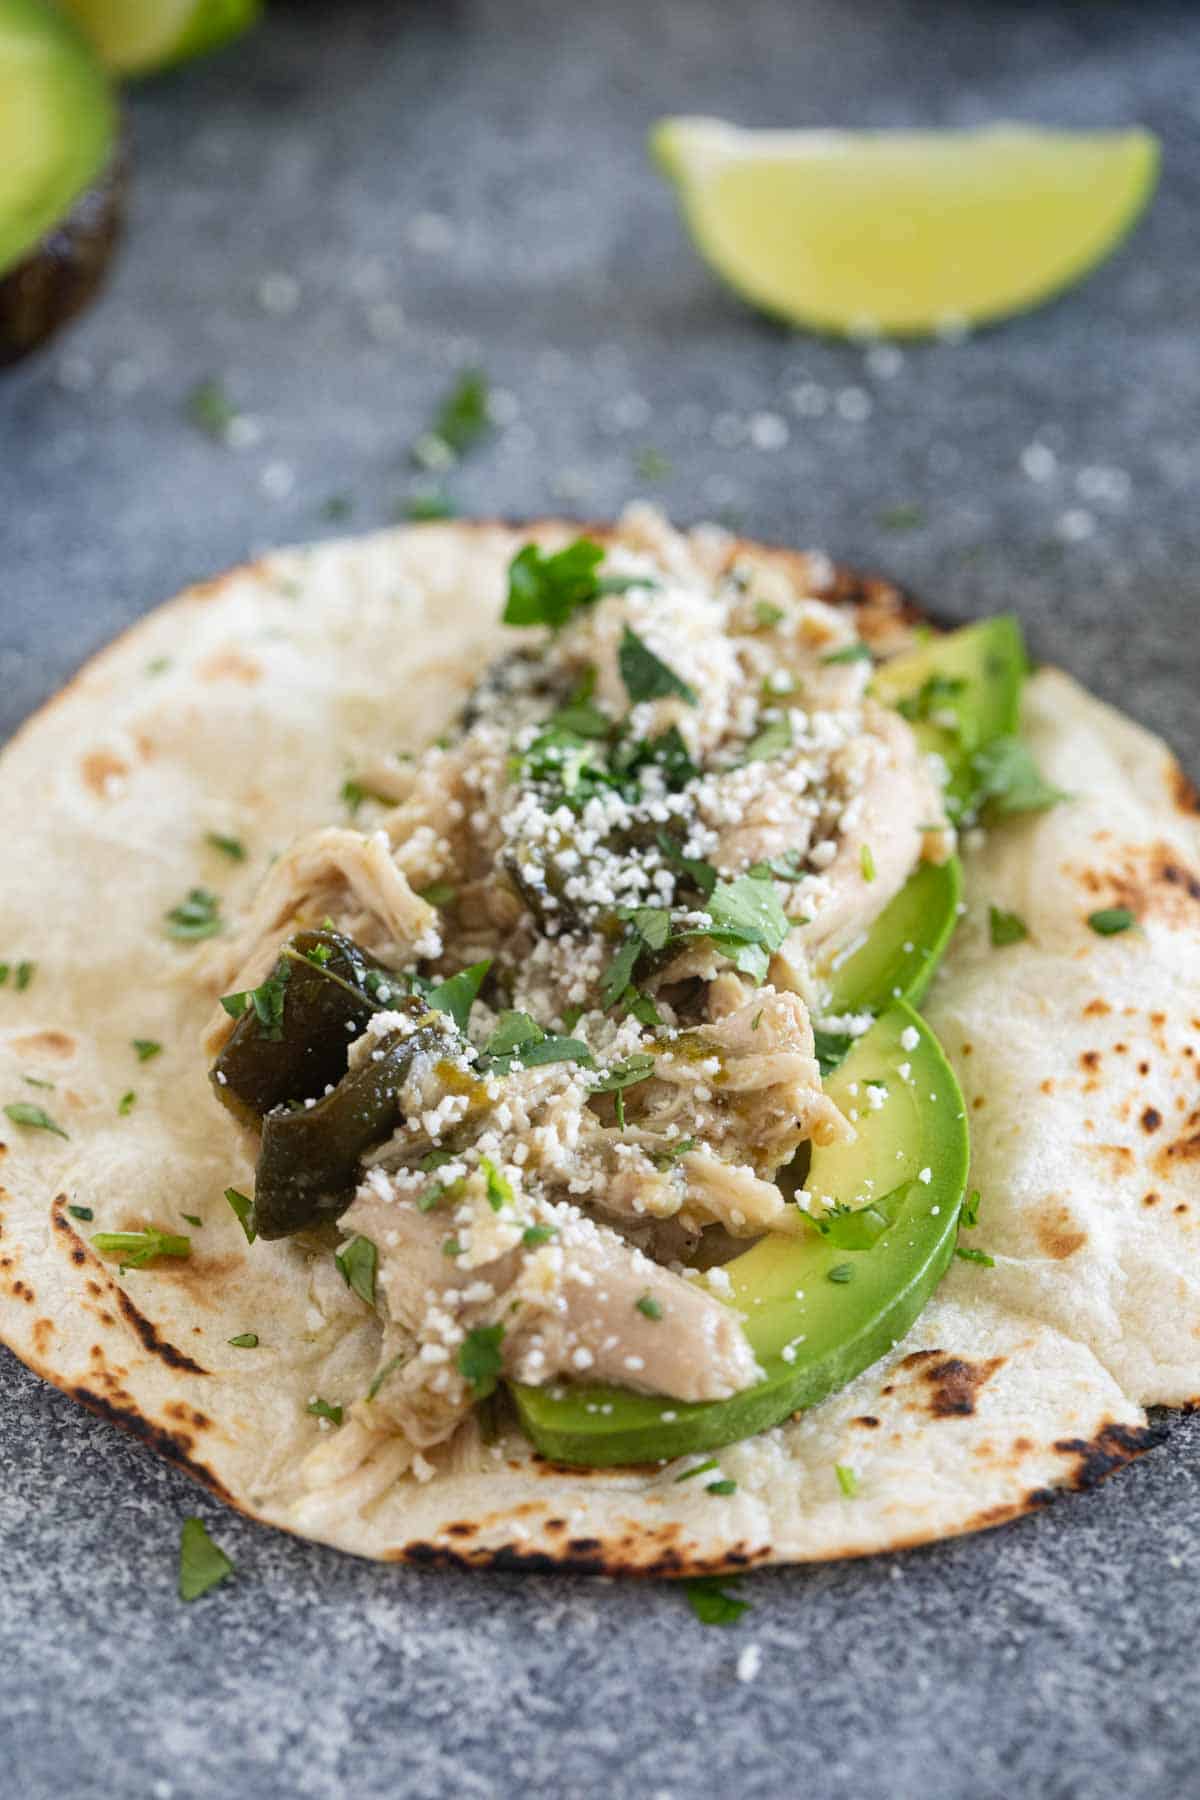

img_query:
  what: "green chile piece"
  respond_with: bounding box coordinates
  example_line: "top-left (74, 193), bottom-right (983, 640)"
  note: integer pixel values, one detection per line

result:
top-left (253, 1023), bottom-right (446, 1239)
top-left (211, 930), bottom-right (406, 1124)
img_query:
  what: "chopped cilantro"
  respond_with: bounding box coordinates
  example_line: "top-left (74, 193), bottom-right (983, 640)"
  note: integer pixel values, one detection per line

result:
top-left (522, 1224), bottom-right (557, 1247)
top-left (633, 446), bottom-right (671, 481)
top-left (118, 1090), bottom-right (136, 1117)
top-left (592, 1054), bottom-right (657, 1098)
top-left (657, 834), bottom-right (717, 898)
top-left (635, 1294), bottom-right (663, 1321)
top-left (683, 1576), bottom-right (749, 1626)
top-left (419, 881), bottom-right (458, 908)
top-left (706, 1479), bottom-right (737, 1496)
top-left (742, 716), bottom-right (792, 763)
top-left (442, 1236), bottom-right (464, 1258)
top-left (15, 961), bottom-right (34, 991)
top-left (968, 736), bottom-right (1067, 821)
top-left (320, 493), bottom-right (354, 523)
top-left (989, 905), bottom-right (1028, 947)
top-left (401, 491), bottom-right (458, 522)
top-left (165, 887), bottom-right (222, 941)
top-left (366, 1352), bottom-right (407, 1401)
top-left (835, 1464), bottom-right (860, 1497)
top-left (307, 1397), bottom-right (343, 1426)
top-left (133, 1039), bottom-right (162, 1063)
top-left (223, 1187), bottom-right (257, 1244)
top-left (821, 642), bottom-right (872, 665)
top-left (827, 1263), bottom-right (855, 1283)
top-left (412, 368), bottom-right (490, 468)
top-left (185, 376), bottom-right (236, 442)
top-left (674, 1458), bottom-right (718, 1483)
top-left (1088, 907), bottom-right (1136, 936)
top-left (746, 850), bottom-right (807, 883)
top-left (23, 1075), bottom-right (53, 1089)
top-left (146, 656), bottom-right (171, 676)
top-left (813, 1029), bottom-right (852, 1077)
top-left (0, 965), bottom-right (7, 986)
top-left (335, 1235), bottom-right (378, 1307)
top-left (67, 1204), bottom-right (93, 1221)
top-left (860, 844), bottom-right (877, 883)
top-left (181, 1213), bottom-right (202, 1227)
top-left (417, 1178), bottom-right (464, 1213)
top-left (651, 1137), bottom-right (695, 1170)
top-left (480, 1157), bottom-right (514, 1212)
top-left (178, 1517), bottom-right (234, 1602)
top-left (220, 958), bottom-right (291, 1040)
top-left (618, 626), bottom-right (697, 706)
top-left (92, 1226), bottom-right (190, 1271)
top-left (753, 600), bottom-right (785, 628)
top-left (504, 537), bottom-right (647, 630)
top-left (961, 1188), bottom-right (982, 1229)
top-left (600, 936), bottom-right (642, 1010)
top-left (896, 673), bottom-right (967, 726)
top-left (955, 1246), bottom-right (995, 1267)
top-left (205, 832), bottom-right (246, 862)
top-left (228, 1332), bottom-right (259, 1348)
top-left (426, 959), bottom-right (491, 1033)
top-left (877, 504), bottom-right (926, 531)
top-left (487, 1010), bottom-right (545, 1057)
top-left (3, 1101), bottom-right (67, 1138)
top-left (458, 1323), bottom-right (505, 1397)
top-left (621, 988), bottom-right (662, 1028)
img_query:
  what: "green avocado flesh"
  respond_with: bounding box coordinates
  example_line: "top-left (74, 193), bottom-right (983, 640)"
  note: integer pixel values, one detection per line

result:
top-left (822, 854), bottom-right (961, 1018)
top-left (871, 614), bottom-right (1026, 819)
top-left (512, 1001), bottom-right (969, 1466)
top-left (0, 0), bottom-right (117, 276)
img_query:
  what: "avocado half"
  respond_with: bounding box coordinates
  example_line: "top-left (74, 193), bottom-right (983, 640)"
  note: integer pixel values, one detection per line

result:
top-left (0, 0), bottom-right (124, 366)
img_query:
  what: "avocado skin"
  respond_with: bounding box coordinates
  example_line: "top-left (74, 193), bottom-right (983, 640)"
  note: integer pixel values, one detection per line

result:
top-left (0, 140), bottom-right (125, 367)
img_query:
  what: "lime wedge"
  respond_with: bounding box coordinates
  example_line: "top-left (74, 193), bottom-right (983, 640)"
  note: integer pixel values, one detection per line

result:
top-left (652, 119), bottom-right (1159, 337)
top-left (59, 0), bottom-right (261, 75)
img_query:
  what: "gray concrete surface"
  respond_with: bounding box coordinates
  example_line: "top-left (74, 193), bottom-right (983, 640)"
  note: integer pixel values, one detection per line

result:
top-left (2, 2), bottom-right (1199, 1796)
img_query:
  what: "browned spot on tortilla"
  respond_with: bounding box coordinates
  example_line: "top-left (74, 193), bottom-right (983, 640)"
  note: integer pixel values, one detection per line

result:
top-left (1089, 1144), bottom-right (1134, 1177)
top-left (960, 1043), bottom-right (973, 1057)
top-left (1171, 763), bottom-right (1200, 816)
top-left (113, 1287), bottom-right (208, 1375)
top-left (198, 648), bottom-right (262, 685)
top-left (1035, 1202), bottom-right (1089, 1260)
top-left (31, 1318), bottom-right (54, 1353)
top-left (80, 749), bottom-right (129, 795)
top-left (916, 1355), bottom-right (1005, 1419)
top-left (972, 1095), bottom-right (985, 1111)
top-left (11, 1280), bottom-right (34, 1303)
top-left (1154, 1130), bottom-right (1200, 1175)
top-left (13, 1030), bottom-right (75, 1059)
top-left (1080, 1050), bottom-right (1101, 1072)
top-left (898, 1348), bottom-right (943, 1370)
top-left (1083, 998), bottom-right (1112, 1018)
top-left (1138, 1060), bottom-right (1151, 1076)
top-left (1041, 1078), bottom-right (1055, 1096)
top-left (1114, 1042), bottom-right (1128, 1055)
top-left (852, 1415), bottom-right (881, 1429)
top-left (66, 1384), bottom-right (236, 1505)
top-left (1051, 1421), bottom-right (1165, 1491)
top-left (133, 731), bottom-right (157, 761)
top-left (1012, 1437), bottom-right (1033, 1455)
top-left (880, 1383), bottom-right (895, 1397)
top-left (163, 1399), bottom-right (211, 1430)
top-left (1143, 1191), bottom-right (1160, 1208)
top-left (85, 1279), bottom-right (101, 1297)
top-left (444, 1522), bottom-right (476, 1539)
top-left (1142, 1106), bottom-right (1163, 1133)
top-left (1178, 1203), bottom-right (1190, 1216)
top-left (544, 1519), bottom-right (567, 1534)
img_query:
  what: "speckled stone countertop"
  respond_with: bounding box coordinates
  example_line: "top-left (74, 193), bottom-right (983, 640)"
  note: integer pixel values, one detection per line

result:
top-left (3, 2), bottom-right (1200, 1795)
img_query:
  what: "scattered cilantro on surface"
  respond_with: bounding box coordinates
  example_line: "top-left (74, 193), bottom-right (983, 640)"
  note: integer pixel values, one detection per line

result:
top-left (4, 1101), bottom-right (68, 1138)
top-left (178, 1517), bottom-right (234, 1602)
top-left (336, 1235), bottom-right (378, 1307)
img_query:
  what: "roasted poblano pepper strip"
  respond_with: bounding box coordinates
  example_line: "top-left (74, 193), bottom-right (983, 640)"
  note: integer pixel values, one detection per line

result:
top-left (253, 1022), bottom-right (448, 1238)
top-left (210, 929), bottom-right (407, 1124)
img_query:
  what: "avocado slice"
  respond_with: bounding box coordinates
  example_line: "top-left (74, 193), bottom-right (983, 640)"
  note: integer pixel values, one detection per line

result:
top-left (871, 614), bottom-right (1026, 820)
top-left (0, 0), bottom-right (122, 365)
top-left (821, 853), bottom-right (962, 1019)
top-left (60, 0), bottom-right (262, 78)
top-left (512, 1001), bottom-right (969, 1466)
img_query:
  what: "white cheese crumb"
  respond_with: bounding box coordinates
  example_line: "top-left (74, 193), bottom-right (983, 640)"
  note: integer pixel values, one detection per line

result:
top-left (737, 1644), bottom-right (763, 1683)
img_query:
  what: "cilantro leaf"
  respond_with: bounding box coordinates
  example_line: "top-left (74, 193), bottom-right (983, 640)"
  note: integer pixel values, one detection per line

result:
top-left (425, 959), bottom-right (491, 1033)
top-left (223, 1187), bottom-right (257, 1244)
top-left (228, 1332), bottom-right (259, 1348)
top-left (4, 1101), bottom-right (68, 1138)
top-left (206, 832), bottom-right (246, 862)
top-left (618, 626), bottom-right (697, 706)
top-left (600, 936), bottom-right (641, 1010)
top-left (479, 1157), bottom-right (514, 1212)
top-left (1088, 907), bottom-right (1137, 937)
top-left (514, 1036), bottom-right (593, 1069)
top-left (592, 1053), bottom-right (657, 1096)
top-left (504, 538), bottom-right (616, 629)
top-left (185, 376), bottom-right (236, 442)
top-left (402, 491), bottom-right (458, 522)
top-left (741, 716), bottom-right (792, 763)
top-left (67, 1204), bottom-right (93, 1221)
top-left (522, 1223), bottom-right (557, 1247)
top-left (458, 1323), bottom-right (506, 1397)
top-left (165, 887), bottom-right (222, 941)
top-left (960, 1189), bottom-right (983, 1229)
top-left (335, 1235), bottom-right (378, 1307)
top-left (813, 1029), bottom-right (853, 1077)
top-left (118, 1090), bottom-right (136, 1116)
top-left (706, 872), bottom-right (789, 955)
top-left (822, 641), bottom-right (873, 664)
top-left (635, 1294), bottom-right (663, 1320)
top-left (178, 1517), bottom-right (234, 1602)
top-left (220, 957), bottom-right (291, 1039)
top-left (411, 368), bottom-right (490, 468)
top-left (133, 1039), bottom-right (163, 1063)
top-left (651, 1136), bottom-right (695, 1170)
top-left (683, 1576), bottom-right (749, 1626)
top-left (968, 736), bottom-right (1068, 821)
top-left (307, 1397), bottom-right (343, 1426)
top-left (15, 961), bottom-right (34, 991)
top-left (955, 1245), bottom-right (996, 1268)
top-left (835, 1464), bottom-right (860, 1497)
top-left (753, 600), bottom-right (785, 628)
top-left (989, 905), bottom-right (1029, 947)
top-left (486, 1010), bottom-right (545, 1056)
top-left (657, 834), bottom-right (717, 898)
top-left (91, 1227), bottom-right (190, 1270)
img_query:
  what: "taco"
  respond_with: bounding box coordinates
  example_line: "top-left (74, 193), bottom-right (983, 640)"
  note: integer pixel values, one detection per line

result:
top-left (1, 507), bottom-right (1195, 1575)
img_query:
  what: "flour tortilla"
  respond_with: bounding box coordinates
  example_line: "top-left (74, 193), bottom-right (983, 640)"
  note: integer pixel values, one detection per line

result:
top-left (1, 518), bottom-right (1194, 1575)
